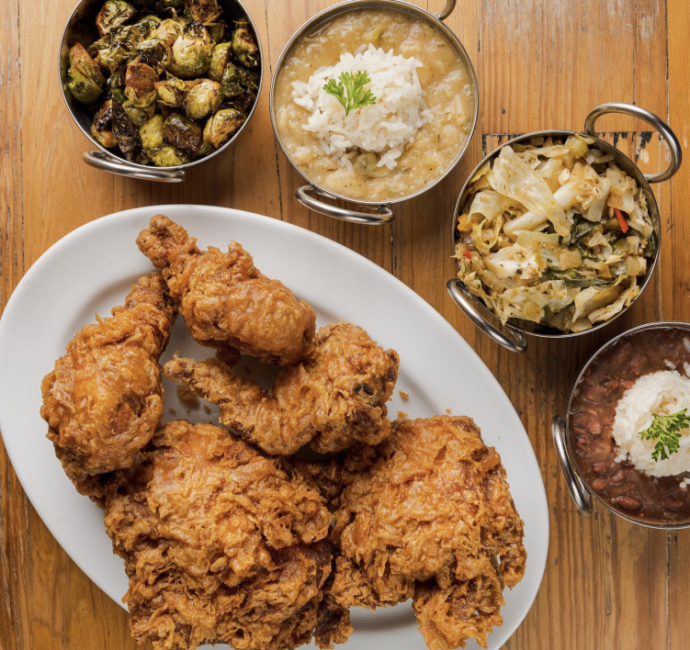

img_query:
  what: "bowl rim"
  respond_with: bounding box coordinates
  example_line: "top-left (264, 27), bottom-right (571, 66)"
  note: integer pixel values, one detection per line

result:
top-left (563, 320), bottom-right (690, 530)
top-left (268, 0), bottom-right (480, 207)
top-left (450, 127), bottom-right (663, 340)
top-left (58, 0), bottom-right (265, 171)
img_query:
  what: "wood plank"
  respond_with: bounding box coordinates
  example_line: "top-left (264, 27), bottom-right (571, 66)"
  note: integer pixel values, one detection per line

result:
top-left (665, 0), bottom-right (690, 647)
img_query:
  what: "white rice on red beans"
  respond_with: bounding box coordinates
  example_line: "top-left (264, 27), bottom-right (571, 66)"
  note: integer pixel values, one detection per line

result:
top-left (612, 370), bottom-right (690, 477)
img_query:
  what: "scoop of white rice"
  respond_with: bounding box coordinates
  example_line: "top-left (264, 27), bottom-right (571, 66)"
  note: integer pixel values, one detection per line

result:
top-left (291, 44), bottom-right (431, 170)
top-left (612, 370), bottom-right (690, 477)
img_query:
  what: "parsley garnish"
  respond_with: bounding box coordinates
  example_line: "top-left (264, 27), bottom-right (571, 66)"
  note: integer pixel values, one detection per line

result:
top-left (639, 409), bottom-right (690, 462)
top-left (323, 71), bottom-right (377, 115)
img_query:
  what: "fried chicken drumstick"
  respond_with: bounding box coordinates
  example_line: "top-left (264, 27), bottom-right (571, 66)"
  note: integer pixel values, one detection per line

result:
top-left (331, 416), bottom-right (526, 650)
top-left (104, 421), bottom-right (352, 650)
top-left (40, 272), bottom-right (174, 499)
top-left (163, 322), bottom-right (400, 455)
top-left (137, 215), bottom-right (316, 365)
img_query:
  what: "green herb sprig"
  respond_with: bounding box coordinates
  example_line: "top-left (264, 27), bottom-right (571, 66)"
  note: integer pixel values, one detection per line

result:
top-left (639, 409), bottom-right (690, 462)
top-left (323, 71), bottom-right (377, 115)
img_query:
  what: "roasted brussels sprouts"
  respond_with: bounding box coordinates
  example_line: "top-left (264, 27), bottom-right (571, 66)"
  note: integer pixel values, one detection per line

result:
top-left (203, 108), bottom-right (245, 148)
top-left (132, 14), bottom-right (161, 38)
top-left (206, 22), bottom-right (226, 43)
top-left (96, 25), bottom-right (144, 73)
top-left (163, 113), bottom-right (203, 156)
top-left (183, 79), bottom-right (221, 119)
top-left (91, 100), bottom-right (118, 147)
top-left (208, 42), bottom-right (231, 81)
top-left (136, 37), bottom-right (170, 73)
top-left (231, 19), bottom-right (259, 67)
top-left (67, 43), bottom-right (106, 104)
top-left (147, 145), bottom-right (189, 166)
top-left (112, 101), bottom-right (142, 160)
top-left (123, 98), bottom-right (157, 126)
top-left (154, 76), bottom-right (187, 107)
top-left (237, 65), bottom-right (259, 91)
top-left (156, 18), bottom-right (183, 45)
top-left (124, 61), bottom-right (159, 106)
top-left (168, 32), bottom-right (212, 78)
top-left (67, 0), bottom-right (260, 166)
top-left (139, 114), bottom-right (165, 149)
top-left (185, 0), bottom-right (222, 25)
top-left (96, 1), bottom-right (137, 36)
top-left (220, 59), bottom-right (242, 98)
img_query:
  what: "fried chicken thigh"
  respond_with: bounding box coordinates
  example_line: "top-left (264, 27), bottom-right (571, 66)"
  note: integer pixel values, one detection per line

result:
top-left (164, 323), bottom-right (400, 455)
top-left (104, 421), bottom-right (351, 650)
top-left (136, 215), bottom-right (316, 365)
top-left (331, 416), bottom-right (526, 650)
top-left (40, 272), bottom-right (174, 498)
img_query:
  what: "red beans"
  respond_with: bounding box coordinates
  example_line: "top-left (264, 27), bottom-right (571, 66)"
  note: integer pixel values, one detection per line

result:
top-left (569, 327), bottom-right (690, 526)
top-left (614, 496), bottom-right (642, 511)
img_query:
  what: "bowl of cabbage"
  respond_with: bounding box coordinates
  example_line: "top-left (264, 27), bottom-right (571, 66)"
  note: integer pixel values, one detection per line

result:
top-left (446, 102), bottom-right (682, 353)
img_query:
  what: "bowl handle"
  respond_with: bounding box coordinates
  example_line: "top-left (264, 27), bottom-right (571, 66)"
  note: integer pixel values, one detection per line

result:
top-left (83, 151), bottom-right (186, 183)
top-left (434, 0), bottom-right (457, 20)
top-left (446, 279), bottom-right (528, 353)
top-left (296, 185), bottom-right (394, 225)
top-left (584, 102), bottom-right (682, 183)
top-left (551, 415), bottom-right (593, 515)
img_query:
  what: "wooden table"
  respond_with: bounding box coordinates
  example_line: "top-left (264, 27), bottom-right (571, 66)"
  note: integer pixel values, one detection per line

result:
top-left (1, 0), bottom-right (689, 647)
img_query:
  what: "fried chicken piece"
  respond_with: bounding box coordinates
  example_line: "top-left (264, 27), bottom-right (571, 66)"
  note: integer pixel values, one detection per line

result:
top-left (104, 421), bottom-right (350, 650)
top-left (40, 272), bottom-right (174, 499)
top-left (331, 416), bottom-right (526, 650)
top-left (163, 323), bottom-right (400, 455)
top-left (136, 215), bottom-right (316, 365)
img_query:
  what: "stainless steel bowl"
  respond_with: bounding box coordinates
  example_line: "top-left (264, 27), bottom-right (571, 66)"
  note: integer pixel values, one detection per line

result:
top-left (446, 103), bottom-right (682, 352)
top-left (59, 0), bottom-right (264, 183)
top-left (552, 321), bottom-right (690, 529)
top-left (269, 0), bottom-right (478, 225)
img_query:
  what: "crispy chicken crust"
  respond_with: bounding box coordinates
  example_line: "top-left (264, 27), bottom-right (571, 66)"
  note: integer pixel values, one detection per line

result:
top-left (104, 421), bottom-right (351, 650)
top-left (331, 416), bottom-right (526, 650)
top-left (163, 323), bottom-right (400, 455)
top-left (40, 272), bottom-right (174, 499)
top-left (136, 215), bottom-right (316, 365)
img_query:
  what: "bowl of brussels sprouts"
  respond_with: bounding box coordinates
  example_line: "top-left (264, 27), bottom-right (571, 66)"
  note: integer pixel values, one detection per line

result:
top-left (59, 0), bottom-right (263, 182)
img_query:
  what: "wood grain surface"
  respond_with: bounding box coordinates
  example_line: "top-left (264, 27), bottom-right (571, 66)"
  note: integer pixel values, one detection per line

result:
top-left (1, 0), bottom-right (689, 648)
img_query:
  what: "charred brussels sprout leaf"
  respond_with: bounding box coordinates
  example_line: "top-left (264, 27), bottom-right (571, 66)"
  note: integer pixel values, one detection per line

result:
top-left (163, 113), bottom-right (203, 156)
top-left (203, 108), bottom-right (245, 148)
top-left (91, 100), bottom-right (118, 147)
top-left (139, 113), bottom-right (165, 149)
top-left (183, 79), bottom-right (221, 120)
top-left (96, 1), bottom-right (137, 36)
top-left (185, 0), bottom-right (222, 25)
top-left (231, 19), bottom-right (259, 67)
top-left (112, 101), bottom-right (143, 160)
top-left (168, 33), bottom-right (212, 78)
top-left (227, 89), bottom-right (256, 114)
top-left (208, 42), bottom-right (231, 82)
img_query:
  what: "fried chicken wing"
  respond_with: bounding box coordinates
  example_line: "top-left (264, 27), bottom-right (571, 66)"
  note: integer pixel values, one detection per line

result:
top-left (331, 416), bottom-right (526, 650)
top-left (104, 421), bottom-right (350, 650)
top-left (163, 323), bottom-right (400, 455)
top-left (136, 215), bottom-right (316, 365)
top-left (40, 272), bottom-right (174, 499)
